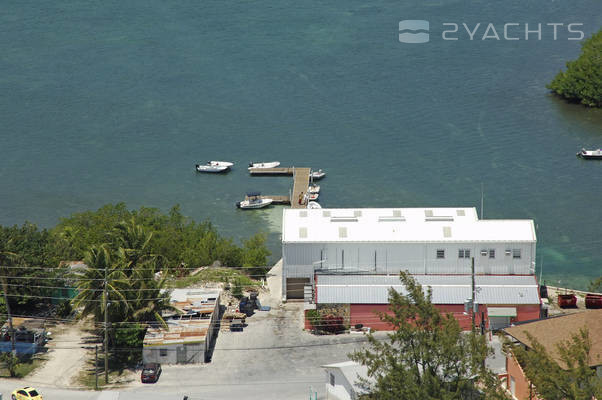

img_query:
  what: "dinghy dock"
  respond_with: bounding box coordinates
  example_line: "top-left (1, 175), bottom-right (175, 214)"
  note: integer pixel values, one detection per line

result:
top-left (245, 167), bottom-right (311, 209)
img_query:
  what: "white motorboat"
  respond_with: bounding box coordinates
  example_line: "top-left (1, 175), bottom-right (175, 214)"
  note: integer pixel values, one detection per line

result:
top-left (196, 163), bottom-right (229, 173)
top-left (209, 161), bottom-right (234, 167)
top-left (308, 192), bottom-right (319, 201)
top-left (248, 161), bottom-right (280, 169)
top-left (577, 148), bottom-right (602, 159)
top-left (236, 192), bottom-right (273, 209)
top-left (310, 169), bottom-right (326, 180)
top-left (307, 201), bottom-right (322, 209)
top-left (308, 184), bottom-right (320, 194)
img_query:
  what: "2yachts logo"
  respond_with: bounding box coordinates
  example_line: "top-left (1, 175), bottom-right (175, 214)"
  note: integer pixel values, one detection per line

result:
top-left (399, 20), bottom-right (585, 43)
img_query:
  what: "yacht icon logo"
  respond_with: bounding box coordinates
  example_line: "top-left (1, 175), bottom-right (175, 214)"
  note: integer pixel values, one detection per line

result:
top-left (399, 20), bottom-right (430, 43)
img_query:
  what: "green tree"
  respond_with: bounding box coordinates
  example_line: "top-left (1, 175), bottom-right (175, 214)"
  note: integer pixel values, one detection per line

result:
top-left (509, 328), bottom-right (602, 400)
top-left (242, 233), bottom-right (271, 277)
top-left (350, 271), bottom-right (508, 400)
top-left (71, 245), bottom-right (130, 323)
top-left (589, 276), bottom-right (602, 292)
top-left (548, 29), bottom-right (602, 107)
top-left (0, 353), bottom-right (19, 377)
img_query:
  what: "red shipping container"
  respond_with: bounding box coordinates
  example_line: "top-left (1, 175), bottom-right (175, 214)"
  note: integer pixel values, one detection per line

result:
top-left (585, 294), bottom-right (602, 309)
top-left (558, 294), bottom-right (577, 308)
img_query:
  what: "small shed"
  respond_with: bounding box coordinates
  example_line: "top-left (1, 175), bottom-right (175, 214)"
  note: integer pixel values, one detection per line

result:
top-left (321, 361), bottom-right (372, 400)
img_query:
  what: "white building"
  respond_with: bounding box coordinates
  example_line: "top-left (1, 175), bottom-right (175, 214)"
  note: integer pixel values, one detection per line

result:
top-left (282, 207), bottom-right (536, 300)
top-left (322, 361), bottom-right (371, 400)
top-left (143, 289), bottom-right (220, 364)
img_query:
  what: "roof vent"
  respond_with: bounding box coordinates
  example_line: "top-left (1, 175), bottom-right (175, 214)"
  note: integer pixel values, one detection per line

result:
top-left (299, 227), bottom-right (308, 238)
top-left (354, 210), bottom-right (362, 217)
top-left (393, 210), bottom-right (402, 217)
top-left (425, 210), bottom-right (434, 217)
top-left (299, 211), bottom-right (307, 218)
top-left (425, 216), bottom-right (454, 222)
top-left (456, 209), bottom-right (465, 216)
top-left (331, 216), bottom-right (358, 222)
top-left (322, 211), bottom-right (331, 217)
top-left (378, 216), bottom-right (406, 222)
top-left (443, 226), bottom-right (452, 238)
top-left (339, 227), bottom-right (348, 238)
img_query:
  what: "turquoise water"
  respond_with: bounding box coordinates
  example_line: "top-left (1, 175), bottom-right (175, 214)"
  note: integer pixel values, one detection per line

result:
top-left (1, 1), bottom-right (601, 288)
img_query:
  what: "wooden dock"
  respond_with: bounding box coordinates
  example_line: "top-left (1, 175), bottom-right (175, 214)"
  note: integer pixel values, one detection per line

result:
top-left (291, 168), bottom-right (311, 209)
top-left (248, 167), bottom-right (294, 175)
top-left (246, 167), bottom-right (311, 209)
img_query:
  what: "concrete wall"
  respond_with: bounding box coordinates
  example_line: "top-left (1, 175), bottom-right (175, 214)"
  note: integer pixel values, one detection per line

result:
top-left (143, 342), bottom-right (204, 364)
top-left (324, 369), bottom-right (354, 400)
top-left (283, 242), bottom-right (535, 296)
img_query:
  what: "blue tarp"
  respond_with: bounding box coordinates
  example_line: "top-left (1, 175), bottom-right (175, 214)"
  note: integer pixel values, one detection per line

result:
top-left (0, 341), bottom-right (39, 355)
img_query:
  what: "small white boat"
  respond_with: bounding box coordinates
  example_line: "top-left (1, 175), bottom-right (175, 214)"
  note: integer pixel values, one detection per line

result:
top-left (209, 161), bottom-right (234, 167)
top-left (307, 201), bottom-right (322, 209)
top-left (236, 192), bottom-right (273, 209)
top-left (310, 169), bottom-right (326, 180)
top-left (577, 148), bottom-right (602, 159)
top-left (308, 192), bottom-right (319, 201)
top-left (308, 184), bottom-right (320, 194)
top-left (248, 161), bottom-right (280, 169)
top-left (196, 164), bottom-right (229, 173)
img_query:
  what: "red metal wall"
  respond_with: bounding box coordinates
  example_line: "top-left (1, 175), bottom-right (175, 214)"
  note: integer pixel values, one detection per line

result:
top-left (346, 304), bottom-right (539, 331)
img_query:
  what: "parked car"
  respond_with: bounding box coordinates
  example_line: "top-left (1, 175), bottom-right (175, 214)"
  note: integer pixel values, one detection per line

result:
top-left (11, 387), bottom-right (43, 400)
top-left (141, 363), bottom-right (162, 383)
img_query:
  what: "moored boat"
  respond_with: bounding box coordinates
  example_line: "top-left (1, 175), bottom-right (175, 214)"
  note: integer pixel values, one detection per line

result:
top-left (308, 184), bottom-right (320, 194)
top-left (307, 201), bottom-right (321, 209)
top-left (248, 161), bottom-right (281, 169)
top-left (209, 161), bottom-right (234, 167)
top-left (196, 164), bottom-right (229, 173)
top-left (310, 169), bottom-right (326, 180)
top-left (576, 148), bottom-right (602, 159)
top-left (308, 192), bottom-right (319, 201)
top-left (236, 192), bottom-right (273, 209)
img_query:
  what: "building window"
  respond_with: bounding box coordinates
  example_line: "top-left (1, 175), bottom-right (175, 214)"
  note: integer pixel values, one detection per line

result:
top-left (505, 249), bottom-right (512, 256)
top-left (436, 249), bottom-right (445, 259)
top-left (480, 249), bottom-right (488, 256)
top-left (512, 249), bottom-right (521, 259)
top-left (330, 372), bottom-right (335, 386)
top-left (160, 349), bottom-right (167, 357)
top-left (458, 249), bottom-right (471, 258)
top-left (489, 249), bottom-right (495, 259)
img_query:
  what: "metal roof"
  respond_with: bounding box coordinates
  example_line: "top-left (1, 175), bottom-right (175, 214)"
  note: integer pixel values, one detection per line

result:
top-left (282, 208), bottom-right (536, 243)
top-left (316, 274), bottom-right (540, 305)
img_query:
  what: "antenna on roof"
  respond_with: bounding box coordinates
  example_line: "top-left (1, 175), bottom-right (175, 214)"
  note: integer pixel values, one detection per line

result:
top-left (480, 183), bottom-right (484, 219)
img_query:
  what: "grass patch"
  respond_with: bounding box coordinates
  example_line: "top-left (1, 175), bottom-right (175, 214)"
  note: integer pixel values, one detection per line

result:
top-left (0, 355), bottom-right (46, 378)
top-left (76, 356), bottom-right (138, 390)
top-left (169, 267), bottom-right (259, 289)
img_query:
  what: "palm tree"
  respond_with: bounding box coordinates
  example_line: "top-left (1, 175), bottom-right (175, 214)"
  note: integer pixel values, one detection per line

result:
top-left (71, 245), bottom-right (130, 323)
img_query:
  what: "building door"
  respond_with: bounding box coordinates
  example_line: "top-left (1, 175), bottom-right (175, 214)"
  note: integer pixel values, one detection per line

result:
top-left (177, 346), bottom-right (187, 363)
top-left (489, 316), bottom-right (510, 331)
top-left (286, 278), bottom-right (310, 299)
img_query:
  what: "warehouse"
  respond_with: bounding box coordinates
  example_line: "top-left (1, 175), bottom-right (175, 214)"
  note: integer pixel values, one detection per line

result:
top-left (282, 207), bottom-right (537, 300)
top-left (314, 274), bottom-right (541, 330)
top-left (142, 289), bottom-right (220, 364)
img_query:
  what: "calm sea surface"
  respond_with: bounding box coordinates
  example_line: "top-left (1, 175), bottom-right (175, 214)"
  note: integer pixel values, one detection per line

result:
top-left (1, 1), bottom-right (601, 288)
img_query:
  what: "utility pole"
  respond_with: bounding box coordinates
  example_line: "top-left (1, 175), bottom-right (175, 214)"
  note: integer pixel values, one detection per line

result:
top-left (0, 267), bottom-right (16, 356)
top-left (104, 264), bottom-right (109, 384)
top-left (95, 345), bottom-right (99, 390)
top-left (471, 257), bottom-right (476, 331)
